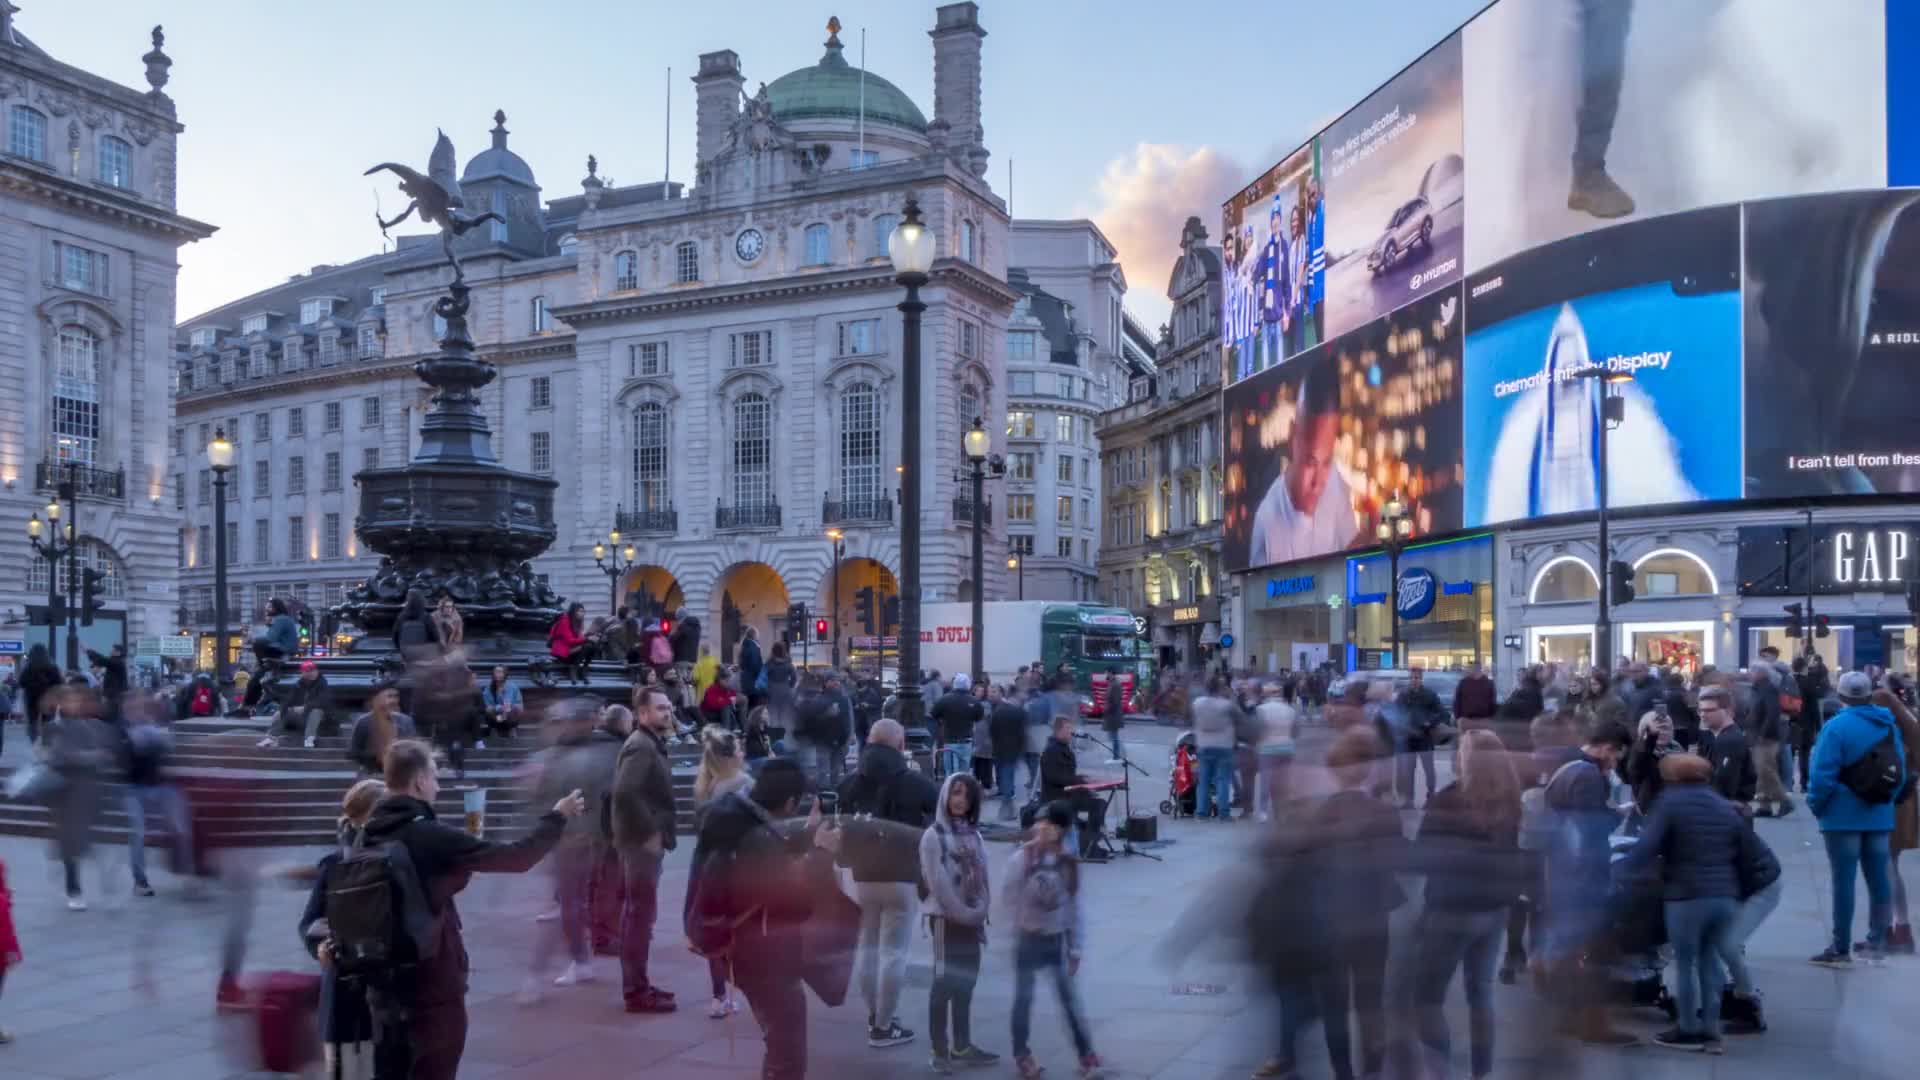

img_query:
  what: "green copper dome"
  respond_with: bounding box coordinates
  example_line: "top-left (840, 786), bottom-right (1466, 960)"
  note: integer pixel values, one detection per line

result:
top-left (765, 31), bottom-right (927, 133)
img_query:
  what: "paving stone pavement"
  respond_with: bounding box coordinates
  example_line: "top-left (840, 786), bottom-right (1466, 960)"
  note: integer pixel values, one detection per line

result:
top-left (0, 722), bottom-right (1915, 1078)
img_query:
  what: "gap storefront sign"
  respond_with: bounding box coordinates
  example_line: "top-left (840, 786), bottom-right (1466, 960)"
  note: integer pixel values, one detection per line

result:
top-left (1347, 534), bottom-right (1494, 671)
top-left (1737, 522), bottom-right (1920, 595)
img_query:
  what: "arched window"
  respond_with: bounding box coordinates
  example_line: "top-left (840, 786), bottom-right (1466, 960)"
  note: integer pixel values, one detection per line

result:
top-left (9, 105), bottom-right (46, 161)
top-left (28, 537), bottom-right (126, 597)
top-left (97, 134), bottom-right (131, 187)
top-left (675, 241), bottom-right (700, 283)
top-left (957, 381), bottom-right (981, 462)
top-left (872, 214), bottom-right (898, 258)
top-left (52, 325), bottom-right (102, 465)
top-left (614, 250), bottom-right (639, 290)
top-left (1633, 550), bottom-right (1716, 596)
top-left (731, 393), bottom-right (771, 507)
top-left (804, 223), bottom-right (831, 265)
top-left (840, 381), bottom-right (881, 505)
top-left (960, 219), bottom-right (976, 263)
top-left (1530, 556), bottom-right (1599, 604)
top-left (632, 402), bottom-right (669, 512)
top-left (558, 233), bottom-right (579, 257)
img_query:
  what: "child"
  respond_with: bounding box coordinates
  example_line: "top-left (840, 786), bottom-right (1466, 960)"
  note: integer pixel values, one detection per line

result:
top-left (1004, 800), bottom-right (1100, 1080)
top-left (298, 778), bottom-right (386, 1080)
top-left (0, 856), bottom-right (18, 1044)
top-left (921, 774), bottom-right (997, 1073)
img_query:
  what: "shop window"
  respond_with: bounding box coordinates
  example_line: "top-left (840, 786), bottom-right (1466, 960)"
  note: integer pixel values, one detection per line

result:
top-left (1529, 557), bottom-right (1598, 603)
top-left (1632, 550), bottom-right (1715, 597)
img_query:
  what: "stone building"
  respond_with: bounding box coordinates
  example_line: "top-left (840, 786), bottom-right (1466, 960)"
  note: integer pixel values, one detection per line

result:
top-left (0, 14), bottom-right (214, 666)
top-left (172, 4), bottom-right (1021, 668)
top-left (1095, 215), bottom-right (1226, 670)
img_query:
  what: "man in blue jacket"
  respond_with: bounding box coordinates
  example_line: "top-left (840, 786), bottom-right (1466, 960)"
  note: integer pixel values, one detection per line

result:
top-left (1807, 670), bottom-right (1909, 967)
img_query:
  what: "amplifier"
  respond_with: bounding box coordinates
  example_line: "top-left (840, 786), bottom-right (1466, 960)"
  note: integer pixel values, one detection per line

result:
top-left (1120, 811), bottom-right (1158, 843)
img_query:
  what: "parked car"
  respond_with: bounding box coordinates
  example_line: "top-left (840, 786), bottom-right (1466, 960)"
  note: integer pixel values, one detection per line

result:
top-left (1367, 195), bottom-right (1435, 275)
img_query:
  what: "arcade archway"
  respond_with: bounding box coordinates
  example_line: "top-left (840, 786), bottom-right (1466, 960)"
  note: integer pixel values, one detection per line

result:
top-left (716, 561), bottom-right (791, 661)
top-left (621, 565), bottom-right (683, 620)
top-left (819, 557), bottom-right (899, 671)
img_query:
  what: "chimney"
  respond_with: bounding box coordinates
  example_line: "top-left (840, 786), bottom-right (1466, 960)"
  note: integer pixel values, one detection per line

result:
top-left (693, 50), bottom-right (744, 179)
top-left (929, 3), bottom-right (988, 178)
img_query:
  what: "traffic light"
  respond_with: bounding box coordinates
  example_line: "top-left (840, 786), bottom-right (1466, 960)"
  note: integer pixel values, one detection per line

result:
top-left (785, 603), bottom-right (806, 640)
top-left (854, 586), bottom-right (877, 634)
top-left (1784, 602), bottom-right (1804, 638)
top-left (1813, 613), bottom-right (1831, 639)
top-left (659, 618), bottom-right (673, 636)
top-left (297, 609), bottom-right (314, 652)
top-left (1608, 559), bottom-right (1634, 607)
top-left (79, 567), bottom-right (106, 626)
top-left (882, 593), bottom-right (901, 632)
top-left (814, 617), bottom-right (829, 642)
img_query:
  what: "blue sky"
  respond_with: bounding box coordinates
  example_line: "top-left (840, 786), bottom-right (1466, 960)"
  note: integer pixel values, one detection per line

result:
top-left (26, 0), bottom-right (1487, 326)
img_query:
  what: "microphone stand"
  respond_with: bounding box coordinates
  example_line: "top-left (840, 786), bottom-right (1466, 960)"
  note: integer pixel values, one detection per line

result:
top-left (1074, 731), bottom-right (1161, 861)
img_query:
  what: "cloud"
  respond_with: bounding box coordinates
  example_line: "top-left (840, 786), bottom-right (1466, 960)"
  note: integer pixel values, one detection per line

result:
top-left (1079, 143), bottom-right (1247, 331)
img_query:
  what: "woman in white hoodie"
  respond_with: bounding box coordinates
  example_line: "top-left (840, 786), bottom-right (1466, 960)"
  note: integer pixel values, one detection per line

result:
top-left (919, 773), bottom-right (999, 1074)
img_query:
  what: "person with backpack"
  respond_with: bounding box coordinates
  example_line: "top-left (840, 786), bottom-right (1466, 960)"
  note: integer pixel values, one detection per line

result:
top-left (1807, 670), bottom-right (1910, 967)
top-left (1537, 716), bottom-right (1639, 1046)
top-left (920, 773), bottom-right (998, 1073)
top-left (298, 778), bottom-right (386, 1080)
top-left (180, 671), bottom-right (222, 721)
top-left (737, 626), bottom-right (765, 709)
top-left (348, 740), bottom-right (584, 1079)
top-left (610, 685), bottom-right (682, 1013)
top-left (836, 717), bottom-right (938, 1048)
top-left (392, 591), bottom-right (441, 660)
top-left (1005, 800), bottom-right (1101, 1080)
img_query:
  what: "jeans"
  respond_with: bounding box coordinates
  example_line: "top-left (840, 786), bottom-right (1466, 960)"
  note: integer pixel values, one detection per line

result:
top-left (279, 705), bottom-right (327, 741)
top-left (1395, 745), bottom-right (1437, 805)
top-left (1011, 932), bottom-right (1092, 1059)
top-left (1572, 0), bottom-right (1631, 174)
top-left (125, 783), bottom-right (191, 885)
top-left (928, 916), bottom-right (983, 1054)
top-left (534, 846), bottom-right (592, 971)
top-left (735, 958), bottom-right (807, 1080)
top-left (619, 849), bottom-right (664, 999)
top-left (1824, 829), bottom-right (1894, 954)
top-left (995, 757), bottom-right (1022, 813)
top-left (1792, 723), bottom-right (1817, 790)
top-left (1410, 907), bottom-right (1504, 1078)
top-left (1725, 879), bottom-right (1783, 995)
top-left (854, 881), bottom-right (918, 1026)
top-left (1665, 896), bottom-right (1740, 1038)
top-left (939, 741), bottom-right (972, 779)
top-left (1023, 752), bottom-right (1042, 797)
top-left (1196, 746), bottom-right (1235, 819)
top-left (1105, 727), bottom-right (1125, 762)
top-left (1315, 920), bottom-right (1390, 1080)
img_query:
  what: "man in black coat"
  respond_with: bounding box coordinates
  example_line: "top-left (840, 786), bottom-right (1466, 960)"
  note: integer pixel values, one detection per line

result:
top-left (989, 688), bottom-right (1030, 819)
top-left (929, 674), bottom-right (982, 773)
top-left (86, 644), bottom-right (129, 725)
top-left (669, 606), bottom-right (701, 666)
top-left (1698, 686), bottom-right (1757, 808)
top-left (835, 719), bottom-right (937, 1045)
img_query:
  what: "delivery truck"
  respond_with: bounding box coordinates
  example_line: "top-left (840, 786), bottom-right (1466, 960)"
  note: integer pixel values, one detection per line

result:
top-left (916, 601), bottom-right (1150, 709)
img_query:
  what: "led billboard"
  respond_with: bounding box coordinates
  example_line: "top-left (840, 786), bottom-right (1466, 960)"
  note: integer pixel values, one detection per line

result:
top-left (1221, 143), bottom-right (1324, 382)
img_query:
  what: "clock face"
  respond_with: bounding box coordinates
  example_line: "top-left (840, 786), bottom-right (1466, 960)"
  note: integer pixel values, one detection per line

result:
top-left (735, 228), bottom-right (765, 263)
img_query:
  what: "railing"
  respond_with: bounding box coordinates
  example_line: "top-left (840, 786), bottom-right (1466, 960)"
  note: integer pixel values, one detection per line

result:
top-left (36, 461), bottom-right (125, 500)
top-left (615, 507), bottom-right (679, 535)
top-left (715, 500), bottom-right (781, 530)
top-left (953, 495), bottom-right (992, 527)
top-left (822, 496), bottom-right (893, 525)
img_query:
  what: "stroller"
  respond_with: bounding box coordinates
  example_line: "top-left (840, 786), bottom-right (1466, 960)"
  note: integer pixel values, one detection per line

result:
top-left (1605, 830), bottom-right (1678, 1018)
top-left (1160, 731), bottom-right (1197, 818)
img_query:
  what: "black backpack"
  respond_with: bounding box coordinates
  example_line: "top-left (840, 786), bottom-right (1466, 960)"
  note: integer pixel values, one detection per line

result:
top-left (1839, 731), bottom-right (1908, 806)
top-left (323, 825), bottom-right (436, 979)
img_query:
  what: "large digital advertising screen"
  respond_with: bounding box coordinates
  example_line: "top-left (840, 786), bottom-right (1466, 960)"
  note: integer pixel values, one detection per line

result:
top-left (1461, 0), bottom-right (1888, 273)
top-left (1223, 288), bottom-right (1462, 572)
top-left (1320, 33), bottom-right (1465, 343)
top-left (1221, 143), bottom-right (1325, 382)
top-left (1744, 190), bottom-right (1920, 499)
top-left (1462, 206), bottom-right (1742, 528)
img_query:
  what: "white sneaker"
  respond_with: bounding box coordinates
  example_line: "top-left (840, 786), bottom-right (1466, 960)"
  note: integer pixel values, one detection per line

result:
top-left (554, 961), bottom-right (596, 986)
top-left (474, 740), bottom-right (487, 750)
top-left (708, 995), bottom-right (734, 1019)
top-left (67, 895), bottom-right (87, 911)
top-left (303, 737), bottom-right (316, 749)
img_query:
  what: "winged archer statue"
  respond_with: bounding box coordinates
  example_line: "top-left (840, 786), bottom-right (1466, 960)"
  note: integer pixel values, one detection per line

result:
top-left (365, 130), bottom-right (504, 285)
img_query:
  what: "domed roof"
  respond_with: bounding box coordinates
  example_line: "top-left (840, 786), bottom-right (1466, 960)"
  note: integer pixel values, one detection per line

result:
top-left (765, 25), bottom-right (927, 133)
top-left (462, 110), bottom-right (537, 187)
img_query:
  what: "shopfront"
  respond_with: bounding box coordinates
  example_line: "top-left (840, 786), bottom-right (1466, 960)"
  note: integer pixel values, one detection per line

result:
top-left (1736, 521), bottom-right (1920, 675)
top-left (1348, 534), bottom-right (1493, 673)
top-left (1510, 539), bottom-right (1729, 679)
top-left (1241, 560), bottom-right (1346, 674)
top-left (1148, 596), bottom-right (1222, 671)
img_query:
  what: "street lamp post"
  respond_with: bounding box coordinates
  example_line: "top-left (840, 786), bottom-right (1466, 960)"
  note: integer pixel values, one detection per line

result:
top-left (27, 495), bottom-right (69, 664)
top-left (209, 428), bottom-right (235, 684)
top-left (1376, 490), bottom-right (1413, 668)
top-left (962, 417), bottom-right (1005, 687)
top-left (1576, 366), bottom-right (1634, 669)
top-left (1008, 555), bottom-right (1024, 600)
top-left (888, 195), bottom-right (934, 728)
top-left (826, 528), bottom-right (845, 668)
top-left (592, 527), bottom-right (637, 615)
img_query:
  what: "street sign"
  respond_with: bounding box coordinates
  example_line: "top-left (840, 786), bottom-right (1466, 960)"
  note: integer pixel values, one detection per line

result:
top-left (0, 640), bottom-right (22, 655)
top-left (1219, 633), bottom-right (1235, 648)
top-left (158, 636), bottom-right (197, 658)
top-left (134, 636), bottom-right (162, 657)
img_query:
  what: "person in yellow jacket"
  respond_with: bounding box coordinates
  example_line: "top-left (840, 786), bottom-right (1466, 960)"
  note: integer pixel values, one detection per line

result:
top-left (692, 645), bottom-right (720, 700)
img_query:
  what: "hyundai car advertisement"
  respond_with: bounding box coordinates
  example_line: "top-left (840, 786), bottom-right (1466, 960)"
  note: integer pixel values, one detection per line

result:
top-left (1320, 32), bottom-right (1465, 343)
top-left (1221, 143), bottom-right (1325, 382)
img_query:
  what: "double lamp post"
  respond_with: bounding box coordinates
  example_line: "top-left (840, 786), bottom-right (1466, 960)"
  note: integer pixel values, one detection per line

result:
top-left (25, 464), bottom-right (81, 670)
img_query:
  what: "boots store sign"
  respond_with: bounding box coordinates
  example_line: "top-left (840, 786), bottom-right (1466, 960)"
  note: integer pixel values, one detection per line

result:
top-left (1737, 523), bottom-right (1920, 595)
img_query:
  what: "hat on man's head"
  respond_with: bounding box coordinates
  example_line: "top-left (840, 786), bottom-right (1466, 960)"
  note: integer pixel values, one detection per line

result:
top-left (299, 661), bottom-right (317, 674)
top-left (951, 673), bottom-right (972, 692)
top-left (1837, 670), bottom-right (1874, 702)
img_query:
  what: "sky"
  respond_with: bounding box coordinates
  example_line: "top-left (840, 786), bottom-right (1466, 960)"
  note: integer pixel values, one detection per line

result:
top-left (25, 0), bottom-right (1488, 330)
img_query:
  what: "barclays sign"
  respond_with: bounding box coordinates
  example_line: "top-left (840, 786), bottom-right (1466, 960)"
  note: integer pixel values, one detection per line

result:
top-left (1395, 568), bottom-right (1438, 621)
top-left (1266, 575), bottom-right (1316, 598)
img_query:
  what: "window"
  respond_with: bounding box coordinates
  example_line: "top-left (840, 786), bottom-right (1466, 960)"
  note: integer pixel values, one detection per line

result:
top-left (249, 458), bottom-right (268, 497)
top-left (172, 472), bottom-right (184, 508)
top-left (1057, 536), bottom-right (1073, 558)
top-left (227, 522), bottom-right (240, 565)
top-left (253, 413), bottom-right (271, 441)
top-left (840, 381), bottom-right (882, 505)
top-left (227, 464), bottom-right (239, 501)
top-left (675, 240), bottom-right (700, 283)
top-left (1010, 372), bottom-right (1033, 397)
top-left (1058, 454), bottom-right (1075, 483)
top-left (632, 402), bottom-right (670, 512)
top-left (1010, 534), bottom-right (1034, 556)
top-left (958, 383), bottom-right (982, 442)
top-left (1057, 373), bottom-right (1076, 398)
top-left (323, 402), bottom-right (341, 432)
top-left (1080, 539), bottom-right (1090, 564)
top-left (1081, 497), bottom-right (1091, 526)
top-left (91, 131), bottom-right (131, 186)
top-left (960, 219), bottom-right (977, 263)
top-left (1007, 330), bottom-right (1037, 362)
top-left (190, 327), bottom-right (218, 349)
top-left (731, 393), bottom-right (773, 507)
top-left (362, 396), bottom-right (382, 426)
top-left (836, 319), bottom-right (878, 356)
top-left (323, 451), bottom-right (341, 491)
top-left (728, 330), bottom-right (771, 368)
top-left (1009, 452), bottom-right (1035, 481)
top-left (250, 342), bottom-right (268, 374)
top-left (614, 251), bottom-right (640, 290)
top-left (529, 431), bottom-right (552, 474)
top-left (53, 241), bottom-right (109, 295)
top-left (287, 456), bottom-right (305, 494)
top-left (357, 324), bottom-right (379, 358)
top-left (288, 407), bottom-right (305, 437)
top-left (362, 447), bottom-right (380, 472)
top-left (1008, 494), bottom-right (1035, 521)
top-left (871, 214), bottom-right (897, 257)
top-left (8, 105), bottom-right (46, 161)
top-left (241, 314), bottom-right (269, 335)
top-left (197, 469), bottom-right (211, 505)
top-left (323, 513), bottom-right (342, 559)
top-left (300, 299), bottom-right (329, 325)
top-left (1057, 495), bottom-right (1073, 524)
top-left (529, 375), bottom-right (551, 409)
top-left (530, 295), bottom-right (548, 332)
top-left (849, 149), bottom-right (878, 170)
top-left (369, 286), bottom-right (387, 307)
top-left (1055, 414), bottom-right (1074, 443)
top-left (804, 223), bottom-right (831, 265)
top-left (1079, 417), bottom-right (1091, 446)
top-left (630, 341), bottom-right (668, 376)
top-left (288, 516), bottom-right (305, 561)
top-left (958, 318), bottom-right (979, 358)
top-left (196, 526), bottom-right (210, 567)
top-left (51, 326), bottom-right (102, 465)
top-left (1007, 410), bottom-right (1035, 438)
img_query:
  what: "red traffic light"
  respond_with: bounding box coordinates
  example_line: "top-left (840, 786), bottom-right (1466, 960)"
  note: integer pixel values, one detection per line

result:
top-left (659, 618), bottom-right (673, 635)
top-left (814, 618), bottom-right (828, 636)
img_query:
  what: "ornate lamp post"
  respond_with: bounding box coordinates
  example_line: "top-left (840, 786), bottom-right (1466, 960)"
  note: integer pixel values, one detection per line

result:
top-left (592, 527), bottom-right (637, 614)
top-left (208, 428), bottom-right (235, 683)
top-left (826, 528), bottom-right (846, 668)
top-left (962, 417), bottom-right (1005, 685)
top-left (1575, 366), bottom-right (1635, 669)
top-left (1008, 555), bottom-right (1024, 601)
top-left (27, 493), bottom-right (69, 663)
top-left (888, 195), bottom-right (934, 725)
top-left (1377, 490), bottom-right (1413, 668)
